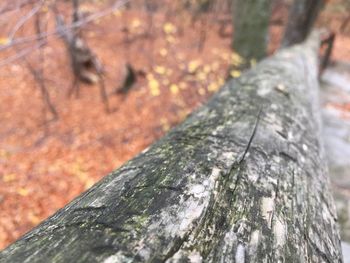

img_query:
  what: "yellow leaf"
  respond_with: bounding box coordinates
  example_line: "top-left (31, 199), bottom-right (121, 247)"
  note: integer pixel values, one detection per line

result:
top-left (84, 178), bottom-right (95, 190)
top-left (131, 19), bottom-right (141, 28)
top-left (41, 6), bottom-right (49, 13)
top-left (154, 66), bottom-right (166, 75)
top-left (177, 109), bottom-right (190, 121)
top-left (170, 84), bottom-right (179, 95)
top-left (217, 77), bottom-right (225, 86)
top-left (250, 58), bottom-right (257, 67)
top-left (113, 10), bottom-right (122, 17)
top-left (198, 88), bottom-right (206, 96)
top-left (159, 48), bottom-right (168, 57)
top-left (203, 65), bottom-right (211, 73)
top-left (188, 60), bottom-right (201, 73)
top-left (18, 187), bottom-right (29, 196)
top-left (0, 37), bottom-right (10, 46)
top-left (163, 22), bottom-right (177, 34)
top-left (196, 71), bottom-right (207, 81)
top-left (3, 173), bottom-right (16, 182)
top-left (149, 78), bottom-right (160, 96)
top-left (160, 118), bottom-right (170, 132)
top-left (230, 70), bottom-right (241, 78)
top-left (208, 82), bottom-right (219, 92)
top-left (231, 52), bottom-right (244, 66)
top-left (166, 35), bottom-right (176, 44)
top-left (0, 149), bottom-right (10, 158)
top-left (28, 212), bottom-right (41, 225)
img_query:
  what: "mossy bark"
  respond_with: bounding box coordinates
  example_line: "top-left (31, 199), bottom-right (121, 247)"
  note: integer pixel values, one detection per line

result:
top-left (232, 0), bottom-right (271, 61)
top-left (0, 33), bottom-right (342, 262)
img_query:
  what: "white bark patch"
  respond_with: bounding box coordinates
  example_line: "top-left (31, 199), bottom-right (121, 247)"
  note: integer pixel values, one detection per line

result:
top-left (103, 252), bottom-right (129, 263)
top-left (248, 230), bottom-right (260, 261)
top-left (249, 230), bottom-right (260, 250)
top-left (271, 103), bottom-right (278, 110)
top-left (222, 152), bottom-right (235, 163)
top-left (188, 250), bottom-right (203, 263)
top-left (274, 217), bottom-right (286, 247)
top-left (257, 85), bottom-right (272, 97)
top-left (235, 244), bottom-right (245, 263)
top-left (322, 202), bottom-right (332, 223)
top-left (275, 84), bottom-right (289, 96)
top-left (246, 166), bottom-right (259, 183)
top-left (189, 184), bottom-right (206, 199)
top-left (265, 112), bottom-right (283, 134)
top-left (223, 229), bottom-right (237, 245)
top-left (153, 167), bottom-right (221, 238)
top-left (136, 242), bottom-right (151, 261)
top-left (261, 197), bottom-right (275, 228)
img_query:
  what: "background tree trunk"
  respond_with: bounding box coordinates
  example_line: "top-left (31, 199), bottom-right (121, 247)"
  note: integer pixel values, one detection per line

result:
top-left (0, 32), bottom-right (342, 262)
top-left (282, 0), bottom-right (325, 47)
top-left (232, 0), bottom-right (271, 61)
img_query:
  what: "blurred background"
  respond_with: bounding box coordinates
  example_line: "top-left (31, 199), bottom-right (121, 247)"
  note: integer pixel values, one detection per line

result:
top-left (0, 0), bottom-right (350, 254)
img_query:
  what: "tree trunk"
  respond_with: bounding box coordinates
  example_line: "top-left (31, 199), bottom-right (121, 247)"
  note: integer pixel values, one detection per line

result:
top-left (232, 0), bottom-right (271, 61)
top-left (0, 32), bottom-right (342, 262)
top-left (282, 0), bottom-right (325, 47)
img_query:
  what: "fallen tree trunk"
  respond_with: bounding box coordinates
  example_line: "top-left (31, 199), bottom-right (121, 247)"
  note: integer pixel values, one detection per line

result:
top-left (0, 32), bottom-right (342, 262)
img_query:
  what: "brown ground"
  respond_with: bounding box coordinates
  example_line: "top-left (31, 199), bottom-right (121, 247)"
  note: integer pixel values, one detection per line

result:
top-left (1, 1), bottom-right (350, 249)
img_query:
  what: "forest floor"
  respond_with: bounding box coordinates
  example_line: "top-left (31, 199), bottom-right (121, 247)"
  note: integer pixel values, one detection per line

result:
top-left (321, 61), bottom-right (350, 261)
top-left (1, 1), bottom-right (350, 249)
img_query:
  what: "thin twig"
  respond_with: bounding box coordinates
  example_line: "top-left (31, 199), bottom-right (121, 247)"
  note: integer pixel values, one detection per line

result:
top-left (8, 3), bottom-right (43, 41)
top-left (0, 0), bottom-right (130, 52)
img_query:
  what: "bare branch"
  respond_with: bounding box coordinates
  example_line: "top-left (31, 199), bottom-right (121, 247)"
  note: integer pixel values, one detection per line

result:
top-left (8, 3), bottom-right (43, 41)
top-left (0, 39), bottom-right (46, 67)
top-left (0, 0), bottom-right (36, 16)
top-left (0, 0), bottom-right (130, 52)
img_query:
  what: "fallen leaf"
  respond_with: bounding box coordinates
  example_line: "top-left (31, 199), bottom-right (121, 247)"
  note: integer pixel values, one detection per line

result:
top-left (188, 60), bottom-right (201, 73)
top-left (163, 22), bottom-right (177, 34)
top-left (131, 19), bottom-right (141, 29)
top-left (148, 77), bottom-right (160, 96)
top-left (3, 173), bottom-right (16, 182)
top-left (198, 88), bottom-right (206, 95)
top-left (170, 84), bottom-right (179, 95)
top-left (0, 37), bottom-right (10, 46)
top-left (208, 82), bottom-right (219, 92)
top-left (154, 66), bottom-right (167, 75)
top-left (17, 187), bottom-right (29, 196)
top-left (159, 48), bottom-right (168, 57)
top-left (230, 70), bottom-right (241, 78)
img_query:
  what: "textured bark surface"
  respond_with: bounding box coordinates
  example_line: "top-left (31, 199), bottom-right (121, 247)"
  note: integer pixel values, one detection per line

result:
top-left (282, 0), bottom-right (324, 47)
top-left (0, 33), bottom-right (342, 262)
top-left (232, 0), bottom-right (271, 60)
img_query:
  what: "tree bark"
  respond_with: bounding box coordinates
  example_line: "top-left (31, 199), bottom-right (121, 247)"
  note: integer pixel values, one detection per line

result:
top-left (232, 0), bottom-right (271, 61)
top-left (282, 0), bottom-right (325, 47)
top-left (0, 32), bottom-right (342, 262)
